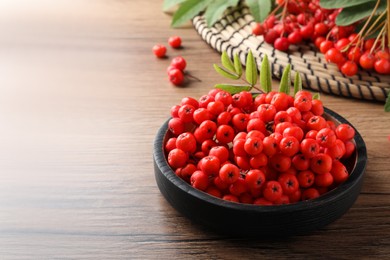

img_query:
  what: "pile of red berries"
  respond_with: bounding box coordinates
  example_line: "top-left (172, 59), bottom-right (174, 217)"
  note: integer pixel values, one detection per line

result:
top-left (252, 0), bottom-right (390, 75)
top-left (164, 89), bottom-right (356, 205)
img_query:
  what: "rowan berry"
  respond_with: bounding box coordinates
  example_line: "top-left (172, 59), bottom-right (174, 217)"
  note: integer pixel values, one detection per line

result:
top-left (152, 44), bottom-right (166, 58)
top-left (263, 181), bottom-right (283, 202)
top-left (168, 36), bottom-right (182, 48)
top-left (170, 56), bottom-right (186, 71)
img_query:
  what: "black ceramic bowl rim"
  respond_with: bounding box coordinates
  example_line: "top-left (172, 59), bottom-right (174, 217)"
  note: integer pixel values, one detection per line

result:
top-left (154, 107), bottom-right (367, 234)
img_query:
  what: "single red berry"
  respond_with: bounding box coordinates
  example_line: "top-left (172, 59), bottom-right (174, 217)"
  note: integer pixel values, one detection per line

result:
top-left (310, 153), bottom-right (332, 174)
top-left (287, 30), bottom-right (303, 44)
top-left (300, 138), bottom-right (320, 158)
top-left (170, 56), bottom-right (186, 71)
top-left (331, 160), bottom-right (349, 183)
top-left (229, 177), bottom-right (248, 196)
top-left (314, 22), bottom-right (328, 36)
top-left (374, 58), bottom-right (390, 74)
top-left (270, 153), bottom-right (291, 172)
top-left (209, 146), bottom-right (229, 163)
top-left (168, 117), bottom-right (185, 136)
top-left (252, 23), bottom-right (265, 35)
top-left (334, 38), bottom-right (350, 51)
top-left (176, 132), bottom-right (197, 153)
top-left (190, 170), bottom-right (209, 191)
top-left (219, 163), bottom-right (240, 184)
top-left (168, 36), bottom-right (182, 48)
top-left (274, 37), bottom-right (290, 51)
top-left (168, 148), bottom-right (188, 169)
top-left (343, 140), bottom-right (356, 158)
top-left (319, 40), bottom-right (334, 54)
top-left (199, 155), bottom-right (220, 177)
top-left (278, 173), bottom-right (299, 195)
top-left (297, 170), bottom-right (315, 188)
top-left (300, 24), bottom-right (314, 39)
top-left (279, 136), bottom-right (300, 157)
top-left (301, 188), bottom-right (320, 200)
top-left (341, 61), bottom-right (358, 76)
top-left (375, 49), bottom-right (390, 60)
top-left (359, 52), bottom-right (375, 70)
top-left (244, 137), bottom-right (264, 156)
top-left (335, 123), bottom-right (355, 141)
top-left (325, 48), bottom-right (344, 64)
top-left (315, 172), bottom-right (334, 187)
top-left (292, 154), bottom-right (310, 171)
top-left (152, 44), bottom-right (166, 58)
top-left (216, 124), bottom-right (235, 144)
top-left (314, 36), bottom-right (326, 49)
top-left (263, 181), bottom-right (283, 202)
top-left (316, 128), bottom-right (337, 148)
top-left (168, 68), bottom-right (184, 86)
top-left (264, 29), bottom-right (279, 44)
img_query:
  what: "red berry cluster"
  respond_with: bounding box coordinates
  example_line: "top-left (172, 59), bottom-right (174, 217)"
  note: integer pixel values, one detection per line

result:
top-left (252, 0), bottom-right (390, 76)
top-left (153, 36), bottom-right (190, 86)
top-left (165, 89), bottom-right (356, 205)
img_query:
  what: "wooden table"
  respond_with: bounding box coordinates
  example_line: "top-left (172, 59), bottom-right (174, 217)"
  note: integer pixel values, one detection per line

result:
top-left (0, 0), bottom-right (389, 258)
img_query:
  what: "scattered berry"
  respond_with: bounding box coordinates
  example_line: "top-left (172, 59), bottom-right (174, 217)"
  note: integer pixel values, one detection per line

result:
top-left (153, 44), bottom-right (166, 58)
top-left (168, 36), bottom-right (182, 48)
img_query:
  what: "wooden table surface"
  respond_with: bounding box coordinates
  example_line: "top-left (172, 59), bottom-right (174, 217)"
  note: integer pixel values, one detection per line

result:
top-left (0, 0), bottom-right (389, 259)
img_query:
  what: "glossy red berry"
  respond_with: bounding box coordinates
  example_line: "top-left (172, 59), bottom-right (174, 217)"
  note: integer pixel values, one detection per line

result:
top-left (341, 61), bottom-right (358, 76)
top-left (153, 44), bottom-right (167, 58)
top-left (264, 29), bottom-right (279, 44)
top-left (168, 36), bottom-right (182, 48)
top-left (168, 68), bottom-right (184, 86)
top-left (252, 23), bottom-right (265, 35)
top-left (171, 56), bottom-right (187, 71)
top-left (325, 48), bottom-right (344, 64)
top-left (359, 52), bottom-right (375, 70)
top-left (274, 37), bottom-right (290, 51)
top-left (374, 58), bottom-right (390, 74)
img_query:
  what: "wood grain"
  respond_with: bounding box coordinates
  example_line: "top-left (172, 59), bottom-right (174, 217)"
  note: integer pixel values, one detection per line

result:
top-left (0, 0), bottom-right (389, 259)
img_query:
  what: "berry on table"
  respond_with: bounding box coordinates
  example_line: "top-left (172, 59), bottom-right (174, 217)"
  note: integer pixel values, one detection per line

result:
top-left (152, 44), bottom-right (167, 58)
top-left (168, 68), bottom-right (184, 86)
top-left (168, 36), bottom-right (182, 48)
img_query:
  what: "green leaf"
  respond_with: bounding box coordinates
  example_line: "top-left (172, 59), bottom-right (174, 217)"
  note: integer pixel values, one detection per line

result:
top-left (171, 0), bottom-right (212, 28)
top-left (221, 51), bottom-right (236, 73)
top-left (233, 53), bottom-right (243, 77)
top-left (279, 64), bottom-right (291, 95)
top-left (320, 0), bottom-right (375, 9)
top-left (293, 72), bottom-right (302, 95)
top-left (313, 93), bottom-right (321, 100)
top-left (163, 0), bottom-right (188, 11)
top-left (213, 64), bottom-right (240, 80)
top-left (336, 0), bottom-right (387, 26)
top-left (260, 55), bottom-right (272, 93)
top-left (385, 92), bottom-right (390, 112)
top-left (245, 50), bottom-right (258, 86)
top-left (215, 84), bottom-right (252, 94)
top-left (204, 0), bottom-right (239, 27)
top-left (246, 0), bottom-right (273, 23)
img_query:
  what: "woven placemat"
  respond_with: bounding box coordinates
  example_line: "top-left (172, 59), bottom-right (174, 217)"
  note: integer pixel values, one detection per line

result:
top-left (193, 6), bottom-right (390, 102)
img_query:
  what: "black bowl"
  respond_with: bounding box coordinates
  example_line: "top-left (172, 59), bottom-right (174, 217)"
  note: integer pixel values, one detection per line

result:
top-left (153, 107), bottom-right (367, 237)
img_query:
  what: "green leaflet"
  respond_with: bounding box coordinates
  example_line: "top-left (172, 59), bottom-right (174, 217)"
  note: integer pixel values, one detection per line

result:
top-left (204, 0), bottom-right (239, 27)
top-left (245, 50), bottom-right (258, 86)
top-left (171, 0), bottom-right (212, 28)
top-left (279, 64), bottom-right (291, 95)
top-left (215, 84), bottom-right (252, 94)
top-left (319, 0), bottom-right (375, 9)
top-left (246, 0), bottom-right (272, 23)
top-left (221, 51), bottom-right (236, 73)
top-left (213, 64), bottom-right (240, 80)
top-left (336, 0), bottom-right (387, 26)
top-left (385, 91), bottom-right (390, 112)
top-left (313, 93), bottom-right (321, 100)
top-left (163, 0), bottom-right (188, 11)
top-left (293, 72), bottom-right (302, 95)
top-left (233, 53), bottom-right (243, 77)
top-left (260, 55), bottom-right (272, 93)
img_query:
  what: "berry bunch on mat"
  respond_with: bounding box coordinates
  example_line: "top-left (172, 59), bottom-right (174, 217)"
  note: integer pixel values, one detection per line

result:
top-left (164, 51), bottom-right (356, 205)
top-left (252, 0), bottom-right (390, 76)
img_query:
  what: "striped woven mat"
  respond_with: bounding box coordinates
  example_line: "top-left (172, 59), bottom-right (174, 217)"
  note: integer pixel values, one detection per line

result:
top-left (193, 6), bottom-right (390, 102)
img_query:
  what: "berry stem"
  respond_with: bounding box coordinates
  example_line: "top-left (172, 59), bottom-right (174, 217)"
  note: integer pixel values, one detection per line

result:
top-left (369, 24), bottom-right (386, 54)
top-left (185, 72), bottom-right (202, 82)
